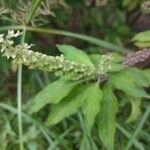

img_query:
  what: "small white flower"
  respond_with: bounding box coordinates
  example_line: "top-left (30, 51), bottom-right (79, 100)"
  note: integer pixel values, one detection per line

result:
top-left (28, 50), bottom-right (32, 55)
top-left (7, 30), bottom-right (22, 38)
top-left (7, 40), bottom-right (14, 45)
top-left (7, 30), bottom-right (15, 38)
top-left (13, 31), bottom-right (22, 37)
top-left (41, 54), bottom-right (47, 59)
top-left (23, 57), bottom-right (27, 62)
top-left (23, 43), bottom-right (34, 49)
top-left (1, 45), bottom-right (6, 52)
top-left (59, 54), bottom-right (65, 61)
top-left (11, 53), bottom-right (16, 59)
top-left (0, 34), bottom-right (4, 43)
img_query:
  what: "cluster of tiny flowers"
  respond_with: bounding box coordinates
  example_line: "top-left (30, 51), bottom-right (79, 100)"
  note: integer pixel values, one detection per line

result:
top-left (0, 30), bottom-right (22, 57)
top-left (123, 48), bottom-right (150, 67)
top-left (97, 54), bottom-right (112, 75)
top-left (0, 30), bottom-right (112, 80)
top-left (0, 30), bottom-right (97, 80)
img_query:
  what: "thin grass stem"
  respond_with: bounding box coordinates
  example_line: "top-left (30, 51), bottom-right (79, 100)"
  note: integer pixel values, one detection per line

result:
top-left (0, 25), bottom-right (129, 54)
top-left (0, 102), bottom-right (55, 144)
top-left (125, 104), bottom-right (150, 150)
top-left (17, 29), bottom-right (26, 150)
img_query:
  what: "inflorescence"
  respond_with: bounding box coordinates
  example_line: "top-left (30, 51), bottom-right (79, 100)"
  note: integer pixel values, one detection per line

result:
top-left (123, 48), bottom-right (150, 67)
top-left (0, 30), bottom-right (112, 80)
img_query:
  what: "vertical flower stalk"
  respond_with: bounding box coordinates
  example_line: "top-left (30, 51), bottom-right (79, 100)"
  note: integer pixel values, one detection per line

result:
top-left (17, 29), bottom-right (26, 150)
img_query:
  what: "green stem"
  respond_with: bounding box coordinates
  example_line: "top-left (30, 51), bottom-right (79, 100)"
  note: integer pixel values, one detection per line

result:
top-left (116, 123), bottom-right (144, 150)
top-left (17, 29), bottom-right (26, 150)
top-left (17, 65), bottom-right (23, 150)
top-left (0, 25), bottom-right (129, 54)
top-left (0, 102), bottom-right (55, 144)
top-left (48, 126), bottom-right (75, 150)
top-left (77, 111), bottom-right (86, 135)
top-left (125, 104), bottom-right (150, 150)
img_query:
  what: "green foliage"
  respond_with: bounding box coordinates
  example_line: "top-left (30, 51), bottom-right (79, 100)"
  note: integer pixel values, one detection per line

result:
top-left (1, 32), bottom-right (149, 149)
top-left (90, 52), bottom-right (124, 72)
top-left (80, 136), bottom-right (91, 150)
top-left (28, 77), bottom-right (77, 113)
top-left (47, 85), bottom-right (86, 125)
top-left (0, 115), bottom-right (16, 150)
top-left (125, 68), bottom-right (150, 87)
top-left (56, 44), bottom-right (93, 65)
top-left (89, 54), bottom-right (101, 67)
top-left (132, 30), bottom-right (150, 48)
top-left (126, 96), bottom-right (141, 123)
top-left (26, 0), bottom-right (43, 23)
top-left (108, 52), bottom-right (124, 72)
top-left (133, 42), bottom-right (150, 48)
top-left (143, 69), bottom-right (150, 84)
top-left (98, 82), bottom-right (118, 150)
top-left (132, 30), bottom-right (150, 42)
top-left (82, 82), bottom-right (102, 134)
top-left (47, 82), bottom-right (102, 128)
top-left (111, 71), bottom-right (150, 98)
top-left (80, 136), bottom-right (99, 150)
top-left (20, 62), bottom-right (150, 150)
top-left (123, 0), bottom-right (141, 11)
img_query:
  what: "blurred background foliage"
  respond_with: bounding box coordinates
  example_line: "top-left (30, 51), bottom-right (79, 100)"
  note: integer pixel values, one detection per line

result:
top-left (0, 0), bottom-right (150, 149)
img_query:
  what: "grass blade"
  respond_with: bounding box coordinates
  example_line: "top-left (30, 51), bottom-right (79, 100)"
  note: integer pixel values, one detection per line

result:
top-left (0, 25), bottom-right (129, 54)
top-left (26, 0), bottom-right (43, 23)
top-left (0, 102), bottom-right (55, 145)
top-left (125, 104), bottom-right (150, 150)
top-left (116, 123), bottom-right (144, 150)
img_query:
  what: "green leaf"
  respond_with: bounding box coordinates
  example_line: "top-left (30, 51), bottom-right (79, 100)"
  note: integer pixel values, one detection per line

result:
top-left (126, 96), bottom-right (141, 123)
top-left (143, 69), bottom-right (150, 85)
top-left (90, 139), bottom-right (99, 150)
top-left (127, 0), bottom-right (139, 11)
top-left (26, 0), bottom-right (43, 23)
top-left (109, 64), bottom-right (124, 72)
top-left (124, 68), bottom-right (150, 87)
top-left (56, 44), bottom-right (93, 65)
top-left (79, 136), bottom-right (99, 150)
top-left (47, 85), bottom-right (88, 125)
top-left (111, 72), bottom-right (150, 98)
top-left (82, 82), bottom-right (102, 134)
top-left (132, 30), bottom-right (150, 43)
top-left (80, 136), bottom-right (91, 150)
top-left (110, 52), bottom-right (123, 63)
top-left (133, 41), bottom-right (150, 48)
top-left (89, 54), bottom-right (101, 67)
top-left (132, 30), bottom-right (150, 48)
top-left (108, 53), bottom-right (124, 72)
top-left (28, 77), bottom-right (77, 114)
top-left (98, 82), bottom-right (118, 150)
top-left (123, 0), bottom-right (132, 7)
